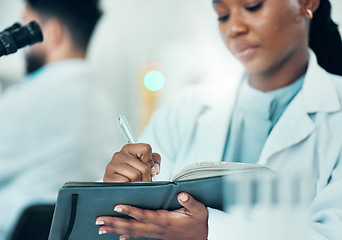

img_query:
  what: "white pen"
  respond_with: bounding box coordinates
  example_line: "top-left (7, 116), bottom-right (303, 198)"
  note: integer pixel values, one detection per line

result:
top-left (117, 115), bottom-right (138, 144)
top-left (117, 115), bottom-right (156, 180)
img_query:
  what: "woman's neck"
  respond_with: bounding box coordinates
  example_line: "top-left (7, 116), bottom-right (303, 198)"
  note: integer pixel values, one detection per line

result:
top-left (249, 49), bottom-right (309, 92)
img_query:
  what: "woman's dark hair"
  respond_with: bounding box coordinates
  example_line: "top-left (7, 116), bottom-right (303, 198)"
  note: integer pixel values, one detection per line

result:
top-left (309, 0), bottom-right (342, 76)
top-left (25, 0), bottom-right (102, 51)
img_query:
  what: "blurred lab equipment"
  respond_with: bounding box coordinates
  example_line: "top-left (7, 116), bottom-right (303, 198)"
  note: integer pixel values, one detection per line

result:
top-left (224, 171), bottom-right (314, 240)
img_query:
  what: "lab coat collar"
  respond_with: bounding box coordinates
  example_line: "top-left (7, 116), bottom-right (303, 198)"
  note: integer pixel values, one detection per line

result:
top-left (302, 50), bottom-right (341, 113)
top-left (196, 49), bottom-right (341, 112)
top-left (259, 50), bottom-right (341, 165)
top-left (24, 59), bottom-right (87, 84)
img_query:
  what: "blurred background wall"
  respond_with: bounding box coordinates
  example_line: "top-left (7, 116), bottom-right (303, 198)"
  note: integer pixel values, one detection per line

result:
top-left (85, 0), bottom-right (239, 134)
top-left (1, 0), bottom-right (342, 134)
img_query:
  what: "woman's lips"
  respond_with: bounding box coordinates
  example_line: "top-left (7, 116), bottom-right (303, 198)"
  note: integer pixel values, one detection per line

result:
top-left (230, 43), bottom-right (259, 60)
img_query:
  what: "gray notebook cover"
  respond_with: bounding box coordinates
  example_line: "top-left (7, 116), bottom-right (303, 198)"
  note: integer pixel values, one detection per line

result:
top-left (48, 177), bottom-right (224, 240)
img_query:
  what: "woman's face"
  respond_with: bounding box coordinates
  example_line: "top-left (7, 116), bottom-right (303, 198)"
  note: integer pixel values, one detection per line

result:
top-left (213, 0), bottom-right (309, 75)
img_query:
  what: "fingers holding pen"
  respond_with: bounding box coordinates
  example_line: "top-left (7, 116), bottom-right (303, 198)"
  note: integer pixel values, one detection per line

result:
top-left (123, 143), bottom-right (152, 163)
top-left (123, 143), bottom-right (161, 176)
top-left (105, 152), bottom-right (152, 182)
top-left (104, 143), bottom-right (160, 182)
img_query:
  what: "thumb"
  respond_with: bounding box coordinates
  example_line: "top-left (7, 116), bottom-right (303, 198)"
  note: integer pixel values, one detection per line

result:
top-left (177, 192), bottom-right (207, 217)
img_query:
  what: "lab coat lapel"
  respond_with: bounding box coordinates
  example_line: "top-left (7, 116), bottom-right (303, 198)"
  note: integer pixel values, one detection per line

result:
top-left (258, 94), bottom-right (315, 165)
top-left (259, 51), bottom-right (341, 165)
top-left (195, 76), bottom-right (242, 163)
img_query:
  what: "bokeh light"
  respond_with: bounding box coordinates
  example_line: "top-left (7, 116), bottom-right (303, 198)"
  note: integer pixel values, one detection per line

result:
top-left (144, 70), bottom-right (165, 91)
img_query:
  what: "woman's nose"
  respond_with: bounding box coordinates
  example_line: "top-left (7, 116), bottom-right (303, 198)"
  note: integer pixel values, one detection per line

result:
top-left (224, 12), bottom-right (248, 38)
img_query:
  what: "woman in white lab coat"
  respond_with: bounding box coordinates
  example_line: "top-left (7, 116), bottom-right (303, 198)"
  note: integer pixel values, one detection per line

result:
top-left (97, 0), bottom-right (342, 239)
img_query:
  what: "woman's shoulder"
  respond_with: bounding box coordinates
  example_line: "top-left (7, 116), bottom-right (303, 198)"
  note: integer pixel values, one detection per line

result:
top-left (329, 73), bottom-right (342, 96)
top-left (318, 72), bottom-right (342, 131)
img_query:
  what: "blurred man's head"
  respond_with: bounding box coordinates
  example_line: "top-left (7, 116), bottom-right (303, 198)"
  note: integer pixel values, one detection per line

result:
top-left (23, 0), bottom-right (102, 74)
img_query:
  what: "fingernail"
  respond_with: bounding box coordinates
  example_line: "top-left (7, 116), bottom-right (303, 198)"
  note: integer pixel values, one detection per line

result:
top-left (95, 220), bottom-right (104, 225)
top-left (114, 206), bottom-right (123, 212)
top-left (99, 230), bottom-right (107, 235)
top-left (154, 164), bottom-right (160, 175)
top-left (180, 193), bottom-right (188, 202)
top-left (120, 237), bottom-right (126, 240)
top-left (151, 166), bottom-right (157, 175)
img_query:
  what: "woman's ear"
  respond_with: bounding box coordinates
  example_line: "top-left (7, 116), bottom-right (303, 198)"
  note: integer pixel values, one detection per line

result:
top-left (300, 0), bottom-right (320, 16)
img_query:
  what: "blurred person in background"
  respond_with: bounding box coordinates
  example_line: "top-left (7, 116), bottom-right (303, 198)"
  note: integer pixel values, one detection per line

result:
top-left (0, 0), bottom-right (106, 239)
top-left (99, 0), bottom-right (342, 239)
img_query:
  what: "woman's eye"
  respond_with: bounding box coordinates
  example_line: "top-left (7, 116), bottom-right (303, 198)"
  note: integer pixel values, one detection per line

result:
top-left (246, 2), bottom-right (263, 12)
top-left (218, 15), bottom-right (229, 22)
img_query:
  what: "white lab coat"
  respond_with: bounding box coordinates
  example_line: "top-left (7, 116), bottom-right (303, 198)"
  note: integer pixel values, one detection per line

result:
top-left (0, 60), bottom-right (118, 239)
top-left (140, 51), bottom-right (342, 239)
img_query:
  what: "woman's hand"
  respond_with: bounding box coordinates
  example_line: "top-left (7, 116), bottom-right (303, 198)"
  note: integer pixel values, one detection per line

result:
top-left (103, 143), bottom-right (161, 182)
top-left (95, 192), bottom-right (208, 240)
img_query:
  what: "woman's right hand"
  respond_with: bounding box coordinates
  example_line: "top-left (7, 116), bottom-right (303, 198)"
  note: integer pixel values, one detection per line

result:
top-left (103, 143), bottom-right (161, 182)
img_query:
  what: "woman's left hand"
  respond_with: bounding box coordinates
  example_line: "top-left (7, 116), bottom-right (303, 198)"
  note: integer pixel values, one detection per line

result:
top-left (95, 192), bottom-right (208, 240)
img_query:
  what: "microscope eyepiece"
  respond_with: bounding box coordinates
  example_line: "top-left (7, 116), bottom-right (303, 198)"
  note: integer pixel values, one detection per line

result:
top-left (0, 21), bottom-right (43, 57)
